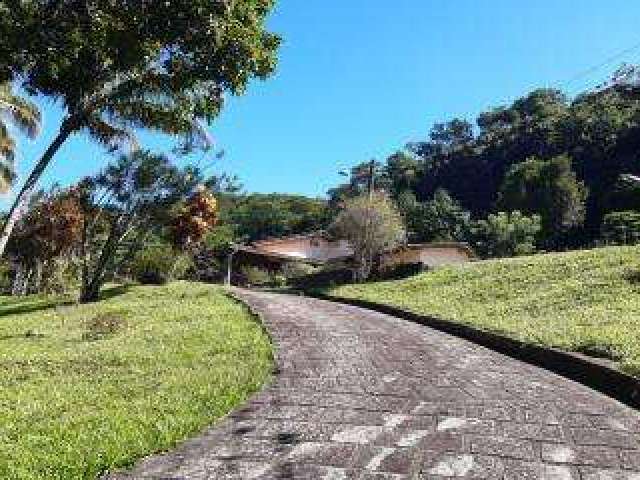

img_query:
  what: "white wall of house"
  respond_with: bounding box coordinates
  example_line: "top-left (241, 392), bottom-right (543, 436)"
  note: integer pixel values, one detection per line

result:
top-left (252, 237), bottom-right (352, 262)
top-left (380, 245), bottom-right (473, 270)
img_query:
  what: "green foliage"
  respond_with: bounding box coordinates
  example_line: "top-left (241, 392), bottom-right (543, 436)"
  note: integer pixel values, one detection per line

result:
top-left (131, 245), bottom-right (190, 285)
top-left (240, 266), bottom-right (272, 286)
top-left (204, 224), bottom-right (237, 254)
top-left (0, 282), bottom-right (272, 479)
top-left (223, 194), bottom-right (330, 242)
top-left (331, 192), bottom-right (406, 281)
top-left (602, 211), bottom-right (640, 245)
top-left (80, 151), bottom-right (203, 301)
top-left (400, 189), bottom-right (471, 243)
top-left (0, 0), bottom-right (280, 259)
top-left (326, 81), bottom-right (640, 251)
top-left (280, 262), bottom-right (318, 281)
top-left (0, 1), bottom-right (280, 150)
top-left (330, 245), bottom-right (640, 377)
top-left (472, 211), bottom-right (541, 258)
top-left (0, 83), bottom-right (40, 192)
top-left (41, 257), bottom-right (82, 295)
top-left (498, 155), bottom-right (587, 243)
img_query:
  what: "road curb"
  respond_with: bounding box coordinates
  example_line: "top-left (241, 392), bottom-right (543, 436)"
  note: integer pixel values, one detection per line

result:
top-left (304, 290), bottom-right (640, 410)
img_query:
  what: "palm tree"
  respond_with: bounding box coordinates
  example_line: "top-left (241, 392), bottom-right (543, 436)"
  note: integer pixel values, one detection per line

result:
top-left (0, 1), bottom-right (280, 258)
top-left (0, 83), bottom-right (40, 193)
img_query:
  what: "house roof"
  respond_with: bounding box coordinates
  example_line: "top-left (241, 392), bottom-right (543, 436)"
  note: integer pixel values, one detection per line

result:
top-left (234, 237), bottom-right (475, 267)
top-left (234, 244), bottom-right (328, 266)
top-left (250, 231), bottom-right (329, 248)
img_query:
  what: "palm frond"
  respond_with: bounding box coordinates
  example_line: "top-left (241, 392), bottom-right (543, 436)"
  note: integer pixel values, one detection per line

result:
top-left (0, 120), bottom-right (16, 193)
top-left (85, 115), bottom-right (139, 154)
top-left (0, 83), bottom-right (41, 139)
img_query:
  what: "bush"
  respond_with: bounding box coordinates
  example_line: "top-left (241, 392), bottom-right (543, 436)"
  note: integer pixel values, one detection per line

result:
top-left (172, 253), bottom-right (195, 280)
top-left (376, 262), bottom-right (424, 281)
top-left (602, 211), bottom-right (640, 245)
top-left (288, 267), bottom-right (354, 290)
top-left (280, 262), bottom-right (317, 280)
top-left (132, 245), bottom-right (192, 285)
top-left (42, 257), bottom-right (82, 294)
top-left (471, 211), bottom-right (541, 259)
top-left (240, 266), bottom-right (272, 286)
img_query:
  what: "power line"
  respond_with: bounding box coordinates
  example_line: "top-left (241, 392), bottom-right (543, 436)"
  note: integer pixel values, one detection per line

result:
top-left (556, 39), bottom-right (640, 91)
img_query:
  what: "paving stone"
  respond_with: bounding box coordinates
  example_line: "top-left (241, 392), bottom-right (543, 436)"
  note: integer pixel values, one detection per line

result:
top-left (580, 467), bottom-right (640, 480)
top-left (105, 290), bottom-right (640, 479)
top-left (571, 427), bottom-right (638, 448)
top-left (496, 421), bottom-right (566, 442)
top-left (540, 443), bottom-right (621, 468)
top-left (469, 435), bottom-right (537, 461)
top-left (622, 450), bottom-right (640, 470)
top-left (503, 460), bottom-right (579, 480)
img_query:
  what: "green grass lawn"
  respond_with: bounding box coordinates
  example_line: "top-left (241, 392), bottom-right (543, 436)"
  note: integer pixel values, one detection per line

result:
top-left (0, 282), bottom-right (273, 480)
top-left (329, 245), bottom-right (640, 377)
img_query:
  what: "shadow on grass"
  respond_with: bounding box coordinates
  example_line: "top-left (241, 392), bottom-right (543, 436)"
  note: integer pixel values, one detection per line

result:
top-left (0, 331), bottom-right (47, 341)
top-left (0, 298), bottom-right (75, 319)
top-left (0, 285), bottom-right (133, 320)
top-left (98, 284), bottom-right (133, 301)
top-left (624, 269), bottom-right (640, 285)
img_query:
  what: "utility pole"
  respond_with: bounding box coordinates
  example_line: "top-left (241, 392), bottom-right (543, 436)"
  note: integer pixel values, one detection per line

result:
top-left (367, 159), bottom-right (376, 200)
top-left (226, 243), bottom-right (239, 286)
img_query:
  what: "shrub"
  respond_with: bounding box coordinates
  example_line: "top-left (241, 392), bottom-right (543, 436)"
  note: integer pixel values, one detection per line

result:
top-left (172, 253), bottom-right (195, 280)
top-left (471, 211), bottom-right (541, 259)
top-left (240, 266), bottom-right (272, 286)
top-left (602, 211), bottom-right (640, 245)
top-left (288, 267), bottom-right (354, 290)
top-left (41, 257), bottom-right (82, 294)
top-left (132, 245), bottom-right (192, 285)
top-left (376, 262), bottom-right (424, 281)
top-left (83, 312), bottom-right (126, 340)
top-left (280, 262), bottom-right (317, 280)
top-left (273, 274), bottom-right (287, 288)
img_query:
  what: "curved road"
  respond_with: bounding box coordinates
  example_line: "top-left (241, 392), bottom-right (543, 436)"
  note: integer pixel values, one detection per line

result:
top-left (110, 289), bottom-right (640, 480)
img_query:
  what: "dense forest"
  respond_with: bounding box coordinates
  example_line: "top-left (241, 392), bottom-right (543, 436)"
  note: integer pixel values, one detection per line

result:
top-left (329, 81), bottom-right (640, 251)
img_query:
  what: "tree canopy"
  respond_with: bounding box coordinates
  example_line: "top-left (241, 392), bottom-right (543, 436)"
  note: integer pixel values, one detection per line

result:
top-left (0, 0), bottom-right (281, 257)
top-left (329, 80), bottom-right (640, 251)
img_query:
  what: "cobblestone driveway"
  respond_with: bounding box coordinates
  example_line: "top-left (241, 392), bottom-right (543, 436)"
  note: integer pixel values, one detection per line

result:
top-left (110, 289), bottom-right (640, 479)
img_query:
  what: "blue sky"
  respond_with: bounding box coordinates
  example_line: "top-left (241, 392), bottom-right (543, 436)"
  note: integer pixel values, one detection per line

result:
top-left (8, 0), bottom-right (640, 204)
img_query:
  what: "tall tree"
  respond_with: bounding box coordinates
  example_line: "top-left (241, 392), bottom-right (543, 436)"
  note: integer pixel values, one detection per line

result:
top-left (400, 189), bottom-right (471, 243)
top-left (79, 151), bottom-right (200, 302)
top-left (0, 0), bottom-right (280, 256)
top-left (497, 154), bottom-right (587, 243)
top-left (0, 83), bottom-right (40, 192)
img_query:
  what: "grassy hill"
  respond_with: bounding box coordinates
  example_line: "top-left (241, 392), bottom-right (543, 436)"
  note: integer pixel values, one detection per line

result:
top-left (0, 282), bottom-right (273, 480)
top-left (329, 245), bottom-right (640, 377)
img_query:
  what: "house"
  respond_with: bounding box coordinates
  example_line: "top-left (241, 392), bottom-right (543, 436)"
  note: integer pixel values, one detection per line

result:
top-left (380, 242), bottom-right (475, 270)
top-left (232, 233), bottom-right (474, 273)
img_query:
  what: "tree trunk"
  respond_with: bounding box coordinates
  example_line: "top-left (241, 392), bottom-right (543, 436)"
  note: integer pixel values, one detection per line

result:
top-left (11, 262), bottom-right (26, 296)
top-left (80, 215), bottom-right (135, 303)
top-left (0, 124), bottom-right (74, 258)
top-left (30, 260), bottom-right (43, 294)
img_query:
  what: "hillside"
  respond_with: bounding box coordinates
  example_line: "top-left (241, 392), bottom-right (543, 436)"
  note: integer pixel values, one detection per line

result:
top-left (329, 245), bottom-right (640, 376)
